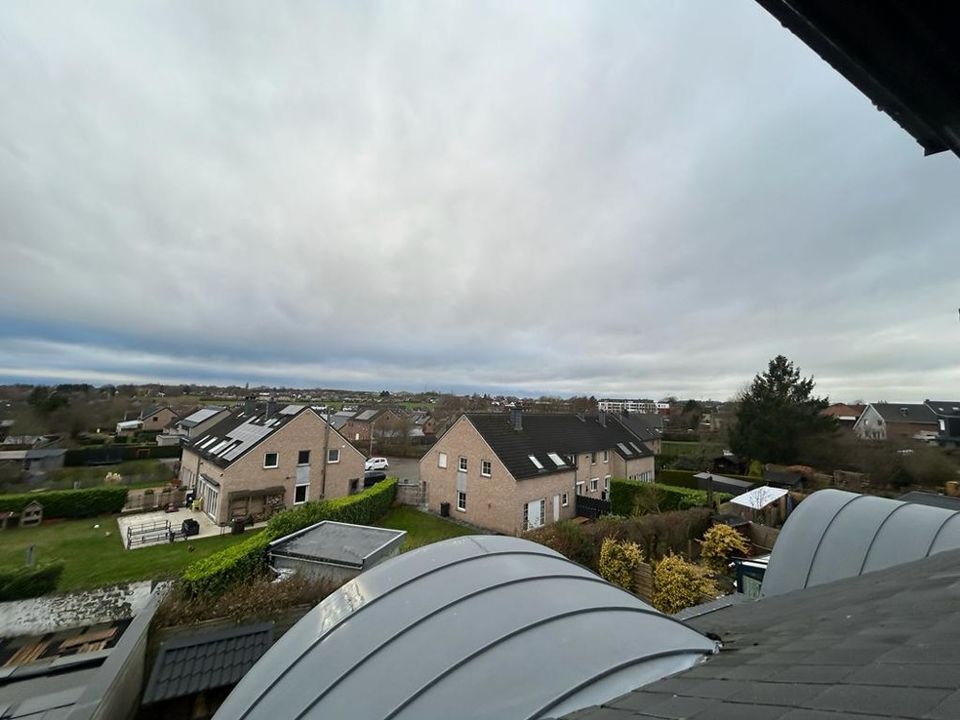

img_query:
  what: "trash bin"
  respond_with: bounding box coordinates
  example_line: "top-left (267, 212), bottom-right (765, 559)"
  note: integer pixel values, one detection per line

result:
top-left (231, 518), bottom-right (246, 535)
top-left (185, 490), bottom-right (196, 507)
top-left (440, 502), bottom-right (450, 517)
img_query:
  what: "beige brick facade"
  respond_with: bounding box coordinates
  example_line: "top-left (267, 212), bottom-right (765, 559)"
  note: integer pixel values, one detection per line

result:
top-left (142, 407), bottom-right (178, 432)
top-left (178, 410), bottom-right (365, 525)
top-left (419, 416), bottom-right (656, 535)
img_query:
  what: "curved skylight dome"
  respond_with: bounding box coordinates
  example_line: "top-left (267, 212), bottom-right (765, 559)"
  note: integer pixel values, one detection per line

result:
top-left (215, 535), bottom-right (716, 720)
top-left (762, 489), bottom-right (960, 597)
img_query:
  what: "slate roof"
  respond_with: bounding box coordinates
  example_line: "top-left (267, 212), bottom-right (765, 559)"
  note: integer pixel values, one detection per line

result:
top-left (186, 404), bottom-right (317, 469)
top-left (563, 548), bottom-right (960, 720)
top-left (872, 403), bottom-right (938, 424)
top-left (142, 623), bottom-right (273, 704)
top-left (762, 469), bottom-right (805, 488)
top-left (925, 400), bottom-right (960, 417)
top-left (465, 413), bottom-right (652, 480)
top-left (612, 414), bottom-right (662, 443)
top-left (897, 490), bottom-right (960, 511)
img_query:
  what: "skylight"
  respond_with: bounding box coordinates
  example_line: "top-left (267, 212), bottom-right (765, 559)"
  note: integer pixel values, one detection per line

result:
top-left (617, 442), bottom-right (633, 456)
top-left (629, 442), bottom-right (643, 454)
top-left (529, 455), bottom-right (544, 470)
top-left (547, 452), bottom-right (566, 467)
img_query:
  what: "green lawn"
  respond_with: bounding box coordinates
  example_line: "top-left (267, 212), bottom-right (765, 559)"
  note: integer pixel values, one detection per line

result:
top-left (0, 517), bottom-right (263, 593)
top-left (375, 506), bottom-right (478, 551)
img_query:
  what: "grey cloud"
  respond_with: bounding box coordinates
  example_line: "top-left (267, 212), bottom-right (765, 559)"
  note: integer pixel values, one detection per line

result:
top-left (1, 0), bottom-right (959, 400)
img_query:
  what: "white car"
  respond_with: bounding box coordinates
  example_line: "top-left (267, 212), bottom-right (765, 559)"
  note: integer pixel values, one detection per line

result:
top-left (365, 456), bottom-right (389, 471)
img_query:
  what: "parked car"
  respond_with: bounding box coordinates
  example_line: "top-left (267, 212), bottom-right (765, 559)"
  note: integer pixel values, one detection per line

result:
top-left (364, 470), bottom-right (388, 488)
top-left (365, 456), bottom-right (389, 471)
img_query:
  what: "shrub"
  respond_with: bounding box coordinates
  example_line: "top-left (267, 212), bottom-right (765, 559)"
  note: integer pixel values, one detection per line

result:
top-left (610, 479), bottom-right (730, 516)
top-left (181, 479), bottom-right (398, 597)
top-left (599, 538), bottom-right (645, 591)
top-left (652, 554), bottom-right (717, 614)
top-left (0, 563), bottom-right (64, 600)
top-left (0, 486), bottom-right (128, 519)
top-left (700, 524), bottom-right (750, 573)
top-left (526, 521), bottom-right (598, 568)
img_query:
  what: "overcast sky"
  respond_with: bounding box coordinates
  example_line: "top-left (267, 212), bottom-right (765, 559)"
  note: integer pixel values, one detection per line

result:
top-left (1, 1), bottom-right (958, 401)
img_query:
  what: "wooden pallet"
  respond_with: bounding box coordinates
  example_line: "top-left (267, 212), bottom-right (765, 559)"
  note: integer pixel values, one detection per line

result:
top-left (60, 626), bottom-right (116, 650)
top-left (4, 640), bottom-right (49, 667)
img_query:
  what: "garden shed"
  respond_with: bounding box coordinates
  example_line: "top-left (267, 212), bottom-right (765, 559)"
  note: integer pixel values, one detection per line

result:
top-left (267, 521), bottom-right (406, 584)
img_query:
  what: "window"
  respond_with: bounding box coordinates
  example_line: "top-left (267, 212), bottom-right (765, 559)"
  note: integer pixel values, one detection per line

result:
top-left (263, 452), bottom-right (278, 468)
top-left (561, 492), bottom-right (568, 507)
top-left (576, 481), bottom-right (585, 496)
top-left (547, 452), bottom-right (566, 467)
top-left (590, 452), bottom-right (596, 464)
top-left (327, 448), bottom-right (340, 463)
top-left (458, 456), bottom-right (468, 472)
top-left (603, 450), bottom-right (608, 463)
top-left (523, 499), bottom-right (546, 531)
top-left (294, 484), bottom-right (308, 504)
top-left (481, 460), bottom-right (492, 477)
top-left (590, 477), bottom-right (598, 492)
top-left (457, 491), bottom-right (466, 511)
top-left (604, 475), bottom-right (611, 490)
top-left (529, 455), bottom-right (544, 470)
top-left (438, 452), bottom-right (448, 469)
top-left (298, 450), bottom-right (310, 465)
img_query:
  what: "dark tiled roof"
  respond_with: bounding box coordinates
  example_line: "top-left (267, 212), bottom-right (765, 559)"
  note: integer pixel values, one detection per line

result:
top-left (898, 490), bottom-right (960, 511)
top-left (762, 469), bottom-right (804, 488)
top-left (612, 414), bottom-right (661, 443)
top-left (466, 413), bottom-right (652, 480)
top-left (186, 404), bottom-right (313, 468)
top-left (926, 400), bottom-right (960, 417)
top-left (141, 623), bottom-right (273, 704)
top-left (872, 403), bottom-right (938, 424)
top-left (562, 549), bottom-right (960, 720)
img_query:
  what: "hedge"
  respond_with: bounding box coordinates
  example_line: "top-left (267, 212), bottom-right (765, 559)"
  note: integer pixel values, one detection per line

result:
top-left (0, 563), bottom-right (64, 600)
top-left (64, 444), bottom-right (181, 467)
top-left (610, 479), bottom-right (730, 516)
top-left (0, 486), bottom-right (128, 518)
top-left (181, 479), bottom-right (398, 597)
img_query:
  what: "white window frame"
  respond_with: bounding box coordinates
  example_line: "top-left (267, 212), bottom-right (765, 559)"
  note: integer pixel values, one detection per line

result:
top-left (456, 490), bottom-right (466, 511)
top-left (458, 456), bottom-right (468, 472)
top-left (294, 482), bottom-right (309, 505)
top-left (438, 452), bottom-right (448, 469)
top-left (263, 452), bottom-right (278, 469)
top-left (327, 448), bottom-right (340, 464)
top-left (590, 477), bottom-right (598, 492)
top-left (561, 492), bottom-right (569, 507)
top-left (603, 450), bottom-right (609, 463)
top-left (576, 481), bottom-right (585, 496)
top-left (481, 459), bottom-right (492, 477)
top-left (604, 475), bottom-right (611, 490)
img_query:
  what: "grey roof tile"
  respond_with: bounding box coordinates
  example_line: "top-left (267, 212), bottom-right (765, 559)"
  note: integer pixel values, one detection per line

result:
top-left (726, 682), bottom-right (826, 707)
top-left (924, 689), bottom-right (960, 719)
top-left (806, 684), bottom-right (950, 717)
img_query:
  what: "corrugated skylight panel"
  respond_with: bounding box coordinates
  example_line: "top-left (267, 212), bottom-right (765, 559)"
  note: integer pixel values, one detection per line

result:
top-left (201, 436), bottom-right (219, 449)
top-left (529, 455), bottom-right (544, 470)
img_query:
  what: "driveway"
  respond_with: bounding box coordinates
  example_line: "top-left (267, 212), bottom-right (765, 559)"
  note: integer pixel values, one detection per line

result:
top-left (385, 456), bottom-right (420, 483)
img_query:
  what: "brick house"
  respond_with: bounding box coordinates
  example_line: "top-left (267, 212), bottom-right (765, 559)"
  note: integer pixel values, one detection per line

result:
top-left (419, 411), bottom-right (656, 535)
top-left (611, 413), bottom-right (662, 454)
top-left (132, 405), bottom-right (180, 432)
top-left (178, 403), bottom-right (364, 525)
top-left (853, 403), bottom-right (939, 442)
top-left (172, 406), bottom-right (231, 440)
top-left (340, 408), bottom-right (405, 444)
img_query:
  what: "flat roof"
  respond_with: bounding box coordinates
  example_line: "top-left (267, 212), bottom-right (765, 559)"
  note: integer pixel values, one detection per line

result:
top-left (269, 521), bottom-right (406, 568)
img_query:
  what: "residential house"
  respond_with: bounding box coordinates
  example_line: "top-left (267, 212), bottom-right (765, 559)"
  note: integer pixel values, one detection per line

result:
top-left (338, 408), bottom-right (405, 445)
top-left (122, 405), bottom-right (180, 433)
top-left (171, 406), bottom-right (231, 440)
top-left (419, 411), bottom-right (655, 535)
top-left (410, 410), bottom-right (437, 441)
top-left (610, 412), bottom-right (662, 454)
top-left (821, 402), bottom-right (866, 430)
top-left (178, 403), bottom-right (364, 525)
top-left (925, 399), bottom-right (960, 446)
top-left (598, 398), bottom-right (658, 415)
top-left (853, 402), bottom-right (939, 441)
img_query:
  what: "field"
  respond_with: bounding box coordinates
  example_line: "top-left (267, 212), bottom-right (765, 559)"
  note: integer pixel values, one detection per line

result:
top-left (0, 517), bottom-right (263, 593)
top-left (375, 506), bottom-right (478, 550)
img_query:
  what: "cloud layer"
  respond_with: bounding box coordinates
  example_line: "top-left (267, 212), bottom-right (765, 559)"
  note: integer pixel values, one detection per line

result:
top-left (2, 1), bottom-right (959, 400)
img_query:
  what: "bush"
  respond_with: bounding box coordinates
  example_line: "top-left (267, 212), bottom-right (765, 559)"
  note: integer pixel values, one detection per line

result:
top-left (181, 479), bottom-right (398, 597)
top-left (525, 521), bottom-right (598, 568)
top-left (0, 486), bottom-right (128, 518)
top-left (610, 479), bottom-right (730, 516)
top-left (652, 554), bottom-right (717, 614)
top-left (700, 524), bottom-right (750, 573)
top-left (599, 538), bottom-right (645, 591)
top-left (0, 563), bottom-right (64, 600)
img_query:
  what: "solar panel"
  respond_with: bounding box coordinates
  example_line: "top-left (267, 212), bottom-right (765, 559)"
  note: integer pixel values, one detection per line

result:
top-left (201, 436), bottom-right (219, 449)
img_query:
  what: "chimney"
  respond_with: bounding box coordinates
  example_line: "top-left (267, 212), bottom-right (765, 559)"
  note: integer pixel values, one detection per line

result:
top-left (266, 398), bottom-right (278, 419)
top-left (598, 411), bottom-right (606, 427)
top-left (243, 396), bottom-right (256, 415)
top-left (510, 407), bottom-right (523, 431)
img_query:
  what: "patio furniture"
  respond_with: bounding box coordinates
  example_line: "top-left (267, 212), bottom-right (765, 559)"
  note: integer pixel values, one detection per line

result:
top-left (126, 519), bottom-right (172, 547)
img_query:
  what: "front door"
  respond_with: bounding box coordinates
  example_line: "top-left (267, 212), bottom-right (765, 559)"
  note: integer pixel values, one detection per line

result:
top-left (552, 495), bottom-right (560, 522)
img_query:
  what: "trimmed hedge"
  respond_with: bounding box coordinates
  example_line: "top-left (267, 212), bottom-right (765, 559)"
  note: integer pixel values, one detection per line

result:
top-left (181, 479), bottom-right (398, 597)
top-left (0, 486), bottom-right (128, 519)
top-left (610, 479), bottom-right (730, 516)
top-left (0, 563), bottom-right (64, 600)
